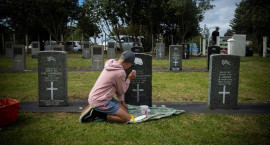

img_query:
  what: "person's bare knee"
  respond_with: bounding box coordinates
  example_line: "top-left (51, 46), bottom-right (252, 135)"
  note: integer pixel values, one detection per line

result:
top-left (115, 108), bottom-right (130, 122)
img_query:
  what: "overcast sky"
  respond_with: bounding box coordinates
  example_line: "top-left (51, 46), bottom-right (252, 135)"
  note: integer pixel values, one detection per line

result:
top-left (200, 0), bottom-right (242, 36)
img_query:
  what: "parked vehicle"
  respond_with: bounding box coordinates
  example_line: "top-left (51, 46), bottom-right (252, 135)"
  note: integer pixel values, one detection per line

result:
top-left (117, 36), bottom-right (142, 51)
top-left (101, 35), bottom-right (142, 51)
top-left (65, 41), bottom-right (81, 52)
top-left (44, 41), bottom-right (57, 50)
top-left (101, 37), bottom-right (116, 50)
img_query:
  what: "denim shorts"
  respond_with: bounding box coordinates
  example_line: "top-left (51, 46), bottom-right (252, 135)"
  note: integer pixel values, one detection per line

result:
top-left (94, 98), bottom-right (120, 115)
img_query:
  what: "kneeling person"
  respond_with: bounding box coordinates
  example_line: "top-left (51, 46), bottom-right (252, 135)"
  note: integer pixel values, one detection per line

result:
top-left (80, 51), bottom-right (136, 123)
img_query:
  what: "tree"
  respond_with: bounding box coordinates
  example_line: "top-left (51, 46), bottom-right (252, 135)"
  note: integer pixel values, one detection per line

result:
top-left (35, 0), bottom-right (79, 41)
top-left (77, 0), bottom-right (101, 39)
top-left (230, 0), bottom-right (270, 55)
top-left (1, 0), bottom-right (79, 44)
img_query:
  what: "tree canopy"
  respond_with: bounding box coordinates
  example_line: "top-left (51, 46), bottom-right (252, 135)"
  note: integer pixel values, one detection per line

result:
top-left (230, 0), bottom-right (270, 55)
top-left (0, 0), bottom-right (214, 51)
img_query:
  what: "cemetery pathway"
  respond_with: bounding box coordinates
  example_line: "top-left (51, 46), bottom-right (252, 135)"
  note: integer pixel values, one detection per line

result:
top-left (20, 101), bottom-right (270, 114)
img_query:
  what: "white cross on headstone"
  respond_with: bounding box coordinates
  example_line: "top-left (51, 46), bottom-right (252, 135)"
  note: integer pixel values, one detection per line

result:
top-left (95, 57), bottom-right (101, 69)
top-left (132, 84), bottom-right (144, 102)
top-left (173, 58), bottom-right (178, 66)
top-left (46, 81), bottom-right (58, 101)
top-left (159, 51), bottom-right (162, 58)
top-left (218, 85), bottom-right (230, 104)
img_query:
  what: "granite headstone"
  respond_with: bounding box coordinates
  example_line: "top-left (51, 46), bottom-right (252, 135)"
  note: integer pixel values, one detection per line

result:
top-left (208, 54), bottom-right (240, 109)
top-left (169, 45), bottom-right (182, 71)
top-left (156, 43), bottom-right (165, 59)
top-left (38, 51), bottom-right (68, 106)
top-left (91, 45), bottom-right (104, 71)
top-left (82, 41), bottom-right (91, 59)
top-left (12, 45), bottom-right (25, 72)
top-left (125, 53), bottom-right (152, 106)
top-left (182, 44), bottom-right (190, 59)
top-left (207, 46), bottom-right (221, 70)
top-left (31, 41), bottom-right (40, 59)
top-left (5, 41), bottom-right (14, 59)
top-left (107, 42), bottom-right (116, 59)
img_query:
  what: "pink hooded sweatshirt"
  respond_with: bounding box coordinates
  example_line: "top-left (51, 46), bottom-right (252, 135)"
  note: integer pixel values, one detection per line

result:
top-left (88, 59), bottom-right (130, 107)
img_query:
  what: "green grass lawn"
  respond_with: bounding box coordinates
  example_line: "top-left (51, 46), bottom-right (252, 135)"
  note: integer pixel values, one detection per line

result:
top-left (0, 113), bottom-right (269, 145)
top-left (0, 53), bottom-right (270, 144)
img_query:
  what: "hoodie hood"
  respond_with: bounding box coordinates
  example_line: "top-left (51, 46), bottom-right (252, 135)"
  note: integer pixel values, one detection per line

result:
top-left (105, 59), bottom-right (124, 71)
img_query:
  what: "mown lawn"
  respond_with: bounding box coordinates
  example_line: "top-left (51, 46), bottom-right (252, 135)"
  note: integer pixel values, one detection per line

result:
top-left (1, 113), bottom-right (270, 145)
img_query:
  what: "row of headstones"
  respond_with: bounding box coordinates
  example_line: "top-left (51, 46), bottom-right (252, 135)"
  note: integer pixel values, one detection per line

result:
top-left (37, 50), bottom-right (153, 107)
top-left (38, 49), bottom-right (240, 110)
top-left (3, 41), bottom-right (113, 72)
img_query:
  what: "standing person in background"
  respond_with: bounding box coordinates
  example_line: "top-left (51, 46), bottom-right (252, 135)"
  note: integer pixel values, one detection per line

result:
top-left (211, 27), bottom-right (220, 45)
top-left (224, 29), bottom-right (233, 36)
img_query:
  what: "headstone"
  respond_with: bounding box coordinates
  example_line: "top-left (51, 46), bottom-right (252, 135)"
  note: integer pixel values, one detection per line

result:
top-left (156, 43), bottom-right (165, 59)
top-left (207, 46), bottom-right (221, 70)
top-left (125, 53), bottom-right (152, 106)
top-left (169, 45), bottom-right (182, 71)
top-left (227, 38), bottom-right (235, 55)
top-left (51, 44), bottom-right (65, 51)
top-left (107, 42), bottom-right (116, 59)
top-left (5, 41), bottom-right (14, 59)
top-left (12, 45), bottom-right (25, 71)
top-left (232, 34), bottom-right (246, 56)
top-left (91, 45), bottom-right (104, 71)
top-left (38, 51), bottom-right (68, 106)
top-left (31, 41), bottom-right (40, 59)
top-left (263, 36), bottom-right (267, 58)
top-left (216, 36), bottom-right (220, 46)
top-left (182, 44), bottom-right (190, 59)
top-left (208, 54), bottom-right (240, 109)
top-left (202, 39), bottom-right (206, 56)
top-left (82, 41), bottom-right (91, 59)
top-left (131, 46), bottom-right (144, 53)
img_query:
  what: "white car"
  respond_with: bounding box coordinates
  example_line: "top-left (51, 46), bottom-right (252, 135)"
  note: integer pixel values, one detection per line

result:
top-left (65, 41), bottom-right (81, 52)
top-left (101, 35), bottom-right (142, 51)
top-left (44, 41), bottom-right (57, 50)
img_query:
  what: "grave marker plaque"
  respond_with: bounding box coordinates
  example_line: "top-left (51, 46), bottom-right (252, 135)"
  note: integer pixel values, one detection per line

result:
top-left (38, 51), bottom-right (68, 106)
top-left (12, 45), bottom-right (25, 71)
top-left (156, 43), bottom-right (165, 59)
top-left (91, 45), bottom-right (104, 71)
top-left (5, 41), bottom-right (14, 59)
top-left (31, 41), bottom-right (40, 59)
top-left (182, 44), bottom-right (190, 59)
top-left (82, 42), bottom-right (91, 59)
top-left (169, 45), bottom-right (182, 71)
top-left (125, 53), bottom-right (152, 106)
top-left (208, 54), bottom-right (240, 109)
top-left (207, 46), bottom-right (221, 70)
top-left (107, 42), bottom-right (116, 59)
top-left (131, 46), bottom-right (144, 53)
